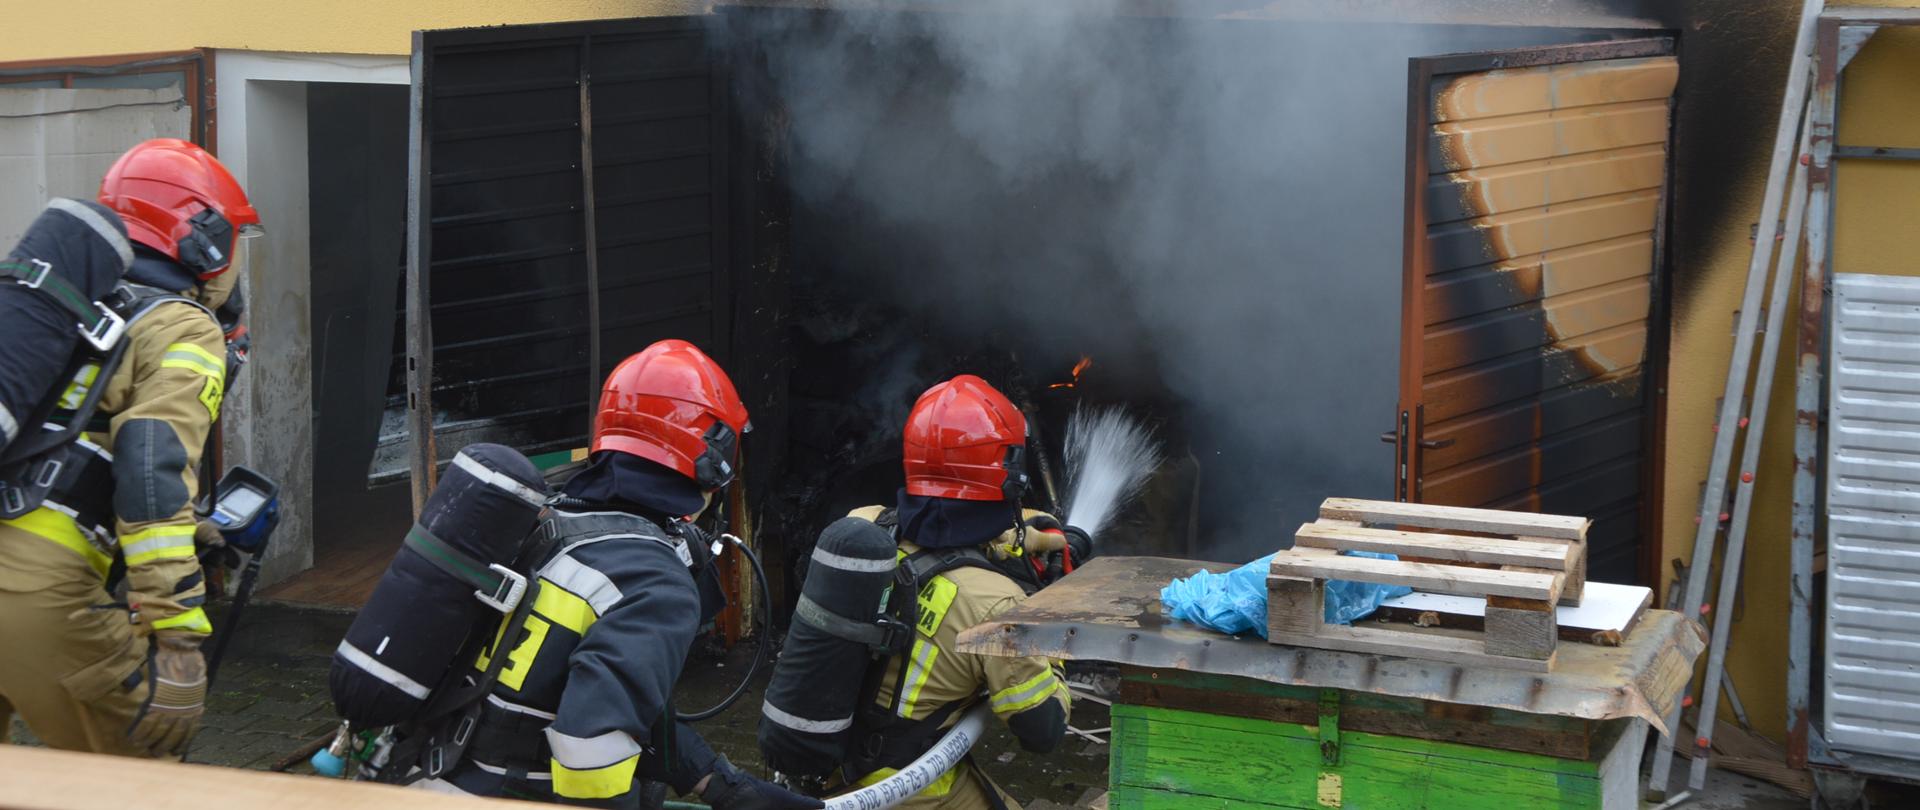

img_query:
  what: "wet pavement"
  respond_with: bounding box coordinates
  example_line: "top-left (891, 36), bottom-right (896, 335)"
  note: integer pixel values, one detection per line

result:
top-left (7, 601), bottom-right (1113, 806)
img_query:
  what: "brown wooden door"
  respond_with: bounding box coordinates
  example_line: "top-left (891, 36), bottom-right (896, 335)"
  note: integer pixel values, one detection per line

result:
top-left (1394, 39), bottom-right (1677, 583)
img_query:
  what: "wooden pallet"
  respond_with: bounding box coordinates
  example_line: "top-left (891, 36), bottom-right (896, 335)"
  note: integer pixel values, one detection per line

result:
top-left (1266, 499), bottom-right (1591, 672)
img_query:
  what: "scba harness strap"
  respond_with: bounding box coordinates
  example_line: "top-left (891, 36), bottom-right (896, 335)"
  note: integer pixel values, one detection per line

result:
top-left (0, 285), bottom-right (207, 521)
top-left (385, 510), bottom-right (686, 788)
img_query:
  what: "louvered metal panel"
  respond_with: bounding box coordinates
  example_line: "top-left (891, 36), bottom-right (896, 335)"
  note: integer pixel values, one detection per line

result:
top-left (396, 17), bottom-right (730, 490)
top-left (1825, 273), bottom-right (1920, 760)
top-left (1398, 41), bottom-right (1676, 583)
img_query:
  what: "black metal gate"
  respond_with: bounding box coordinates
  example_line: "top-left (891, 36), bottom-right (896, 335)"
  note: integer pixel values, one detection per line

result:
top-left (402, 17), bottom-right (731, 508)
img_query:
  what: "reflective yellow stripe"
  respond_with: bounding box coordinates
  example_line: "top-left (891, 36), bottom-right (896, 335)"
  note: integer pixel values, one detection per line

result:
top-left (896, 639), bottom-right (940, 719)
top-left (0, 507), bottom-right (110, 578)
top-left (474, 614), bottom-right (550, 692)
top-left (550, 753), bottom-right (639, 800)
top-left (120, 524), bottom-right (198, 566)
top-left (57, 363), bottom-right (101, 410)
top-left (534, 579), bottom-right (597, 636)
top-left (152, 606), bottom-right (211, 634)
top-left (990, 669), bottom-right (1063, 716)
top-left (160, 343), bottom-right (224, 379)
top-left (854, 764), bottom-right (957, 797)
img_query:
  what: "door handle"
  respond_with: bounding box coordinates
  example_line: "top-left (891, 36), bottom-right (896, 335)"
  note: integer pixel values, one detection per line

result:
top-left (1379, 431), bottom-right (1454, 450)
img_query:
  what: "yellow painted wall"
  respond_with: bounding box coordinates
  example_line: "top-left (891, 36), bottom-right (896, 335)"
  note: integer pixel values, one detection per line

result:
top-left (3, 0), bottom-right (703, 61)
top-left (1662, 3), bottom-right (1920, 744)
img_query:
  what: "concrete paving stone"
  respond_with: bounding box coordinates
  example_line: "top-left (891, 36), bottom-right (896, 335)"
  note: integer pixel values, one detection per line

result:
top-left (249, 697), bottom-right (320, 720)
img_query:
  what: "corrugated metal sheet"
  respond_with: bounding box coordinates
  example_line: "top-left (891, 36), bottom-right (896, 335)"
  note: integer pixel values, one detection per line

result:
top-left (388, 18), bottom-right (730, 481)
top-left (1411, 53), bottom-right (1676, 581)
top-left (1824, 273), bottom-right (1920, 760)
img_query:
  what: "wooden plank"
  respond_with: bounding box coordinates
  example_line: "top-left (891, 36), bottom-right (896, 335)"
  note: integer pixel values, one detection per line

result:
top-left (1269, 549), bottom-right (1562, 601)
top-left (0, 744), bottom-right (520, 810)
top-left (1295, 522), bottom-right (1576, 569)
top-left (1320, 497), bottom-right (1589, 540)
top-left (1267, 622), bottom-right (1555, 672)
top-left (1522, 535), bottom-right (1587, 606)
top-left (1110, 704), bottom-right (1603, 810)
top-left (1266, 575), bottom-right (1323, 638)
top-left (1484, 595), bottom-right (1558, 659)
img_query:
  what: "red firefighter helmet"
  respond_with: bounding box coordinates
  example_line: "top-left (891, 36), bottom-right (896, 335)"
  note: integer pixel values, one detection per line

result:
top-left (903, 375), bottom-right (1030, 501)
top-left (592, 339), bottom-right (751, 490)
top-left (99, 139), bottom-right (260, 280)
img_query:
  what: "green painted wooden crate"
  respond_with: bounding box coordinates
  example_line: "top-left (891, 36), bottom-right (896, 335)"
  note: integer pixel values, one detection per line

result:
top-left (1109, 703), bottom-right (1640, 810)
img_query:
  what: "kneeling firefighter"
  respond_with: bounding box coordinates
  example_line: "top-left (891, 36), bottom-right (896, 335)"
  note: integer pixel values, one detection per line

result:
top-left (415, 340), bottom-right (820, 810)
top-left (0, 139), bottom-right (258, 759)
top-left (760, 375), bottom-right (1088, 810)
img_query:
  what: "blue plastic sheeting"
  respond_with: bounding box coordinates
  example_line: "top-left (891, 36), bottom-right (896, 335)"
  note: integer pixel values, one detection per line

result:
top-left (1160, 551), bottom-right (1413, 639)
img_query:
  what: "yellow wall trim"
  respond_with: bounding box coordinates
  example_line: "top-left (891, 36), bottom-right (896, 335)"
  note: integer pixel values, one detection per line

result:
top-left (4, 1), bottom-right (703, 62)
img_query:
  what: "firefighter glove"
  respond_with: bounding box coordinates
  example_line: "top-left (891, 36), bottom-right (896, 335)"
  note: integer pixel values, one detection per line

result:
top-left (128, 630), bottom-right (207, 756)
top-left (700, 757), bottom-right (823, 810)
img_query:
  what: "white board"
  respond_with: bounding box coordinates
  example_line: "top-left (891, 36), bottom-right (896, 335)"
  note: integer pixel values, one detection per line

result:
top-left (1379, 581), bottom-right (1651, 632)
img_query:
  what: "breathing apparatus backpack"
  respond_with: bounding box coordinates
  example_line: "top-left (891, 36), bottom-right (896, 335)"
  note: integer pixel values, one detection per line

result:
top-left (0, 199), bottom-right (210, 526)
top-left (328, 444), bottom-right (553, 730)
top-left (758, 510), bottom-right (1008, 787)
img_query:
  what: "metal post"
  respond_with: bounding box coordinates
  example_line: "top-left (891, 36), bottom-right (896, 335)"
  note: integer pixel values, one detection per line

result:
top-left (1647, 0), bottom-right (1826, 800)
top-left (579, 37), bottom-right (602, 432)
top-left (404, 33), bottom-right (437, 517)
top-left (1685, 106), bottom-right (1816, 793)
top-left (1788, 15), bottom-right (1847, 769)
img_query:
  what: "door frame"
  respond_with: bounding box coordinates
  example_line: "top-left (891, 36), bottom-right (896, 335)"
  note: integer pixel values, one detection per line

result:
top-left (1396, 36), bottom-right (1678, 586)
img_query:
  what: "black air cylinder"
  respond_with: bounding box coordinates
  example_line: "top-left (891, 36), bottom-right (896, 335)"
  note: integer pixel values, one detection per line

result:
top-left (758, 517), bottom-right (899, 778)
top-left (328, 443), bottom-right (549, 728)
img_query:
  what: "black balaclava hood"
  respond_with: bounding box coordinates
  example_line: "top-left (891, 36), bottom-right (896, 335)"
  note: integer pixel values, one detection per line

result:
top-left (894, 488), bottom-right (1017, 549)
top-left (561, 450), bottom-right (707, 521)
top-left (561, 451), bottom-right (726, 622)
top-left (127, 247), bottom-right (196, 295)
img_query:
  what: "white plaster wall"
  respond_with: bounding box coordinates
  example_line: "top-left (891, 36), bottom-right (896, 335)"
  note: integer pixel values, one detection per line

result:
top-left (0, 87), bottom-right (189, 246)
top-left (213, 51), bottom-right (407, 587)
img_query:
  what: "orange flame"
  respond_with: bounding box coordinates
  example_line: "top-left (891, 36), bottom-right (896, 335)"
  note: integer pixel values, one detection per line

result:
top-left (1047, 356), bottom-right (1094, 389)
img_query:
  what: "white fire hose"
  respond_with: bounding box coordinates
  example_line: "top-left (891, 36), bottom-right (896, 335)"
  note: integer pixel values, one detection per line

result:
top-left (822, 704), bottom-right (991, 810)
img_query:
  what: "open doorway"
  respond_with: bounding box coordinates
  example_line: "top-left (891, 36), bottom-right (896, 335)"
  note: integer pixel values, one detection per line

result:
top-left (260, 81), bottom-right (411, 605)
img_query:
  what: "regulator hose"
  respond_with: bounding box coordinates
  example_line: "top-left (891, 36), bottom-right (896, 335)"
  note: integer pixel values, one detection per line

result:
top-left (822, 705), bottom-right (990, 810)
top-left (680, 533), bottom-right (774, 722)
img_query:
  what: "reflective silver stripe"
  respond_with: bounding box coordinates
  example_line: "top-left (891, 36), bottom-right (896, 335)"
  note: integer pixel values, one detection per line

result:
top-left (48, 198), bottom-right (132, 269)
top-left (540, 553), bottom-right (623, 616)
top-left (487, 693), bottom-right (557, 720)
top-left (469, 761), bottom-right (553, 781)
top-left (811, 546), bottom-right (895, 573)
top-left (761, 700), bottom-right (853, 734)
top-left (898, 640), bottom-right (940, 718)
top-left (544, 728), bottom-right (643, 769)
top-left (121, 532), bottom-right (194, 560)
top-left (989, 672), bottom-right (1059, 714)
top-left (451, 451), bottom-right (547, 507)
top-left (0, 403), bottom-right (15, 444)
top-left (334, 640), bottom-right (432, 700)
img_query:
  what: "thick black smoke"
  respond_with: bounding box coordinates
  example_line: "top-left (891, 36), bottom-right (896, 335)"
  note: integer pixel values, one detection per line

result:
top-left (720, 3), bottom-right (1658, 559)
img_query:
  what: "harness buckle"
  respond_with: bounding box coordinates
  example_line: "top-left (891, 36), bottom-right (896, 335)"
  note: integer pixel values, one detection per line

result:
top-left (14, 259), bottom-right (52, 289)
top-left (34, 458), bottom-right (63, 489)
top-left (1, 485), bottom-right (25, 518)
top-left (873, 615), bottom-right (915, 657)
top-left (78, 302), bottom-right (128, 352)
top-left (475, 564), bottom-right (528, 614)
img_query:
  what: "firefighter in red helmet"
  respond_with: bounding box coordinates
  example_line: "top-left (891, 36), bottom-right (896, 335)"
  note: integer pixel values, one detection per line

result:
top-left (0, 139), bottom-right (258, 759)
top-left (423, 339), bottom-right (819, 810)
top-left (831, 375), bottom-right (1082, 810)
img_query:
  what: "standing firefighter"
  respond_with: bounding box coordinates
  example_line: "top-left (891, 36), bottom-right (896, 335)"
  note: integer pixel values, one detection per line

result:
top-left (762, 375), bottom-right (1081, 810)
top-left (0, 139), bottom-right (258, 758)
top-left (420, 340), bottom-right (818, 810)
